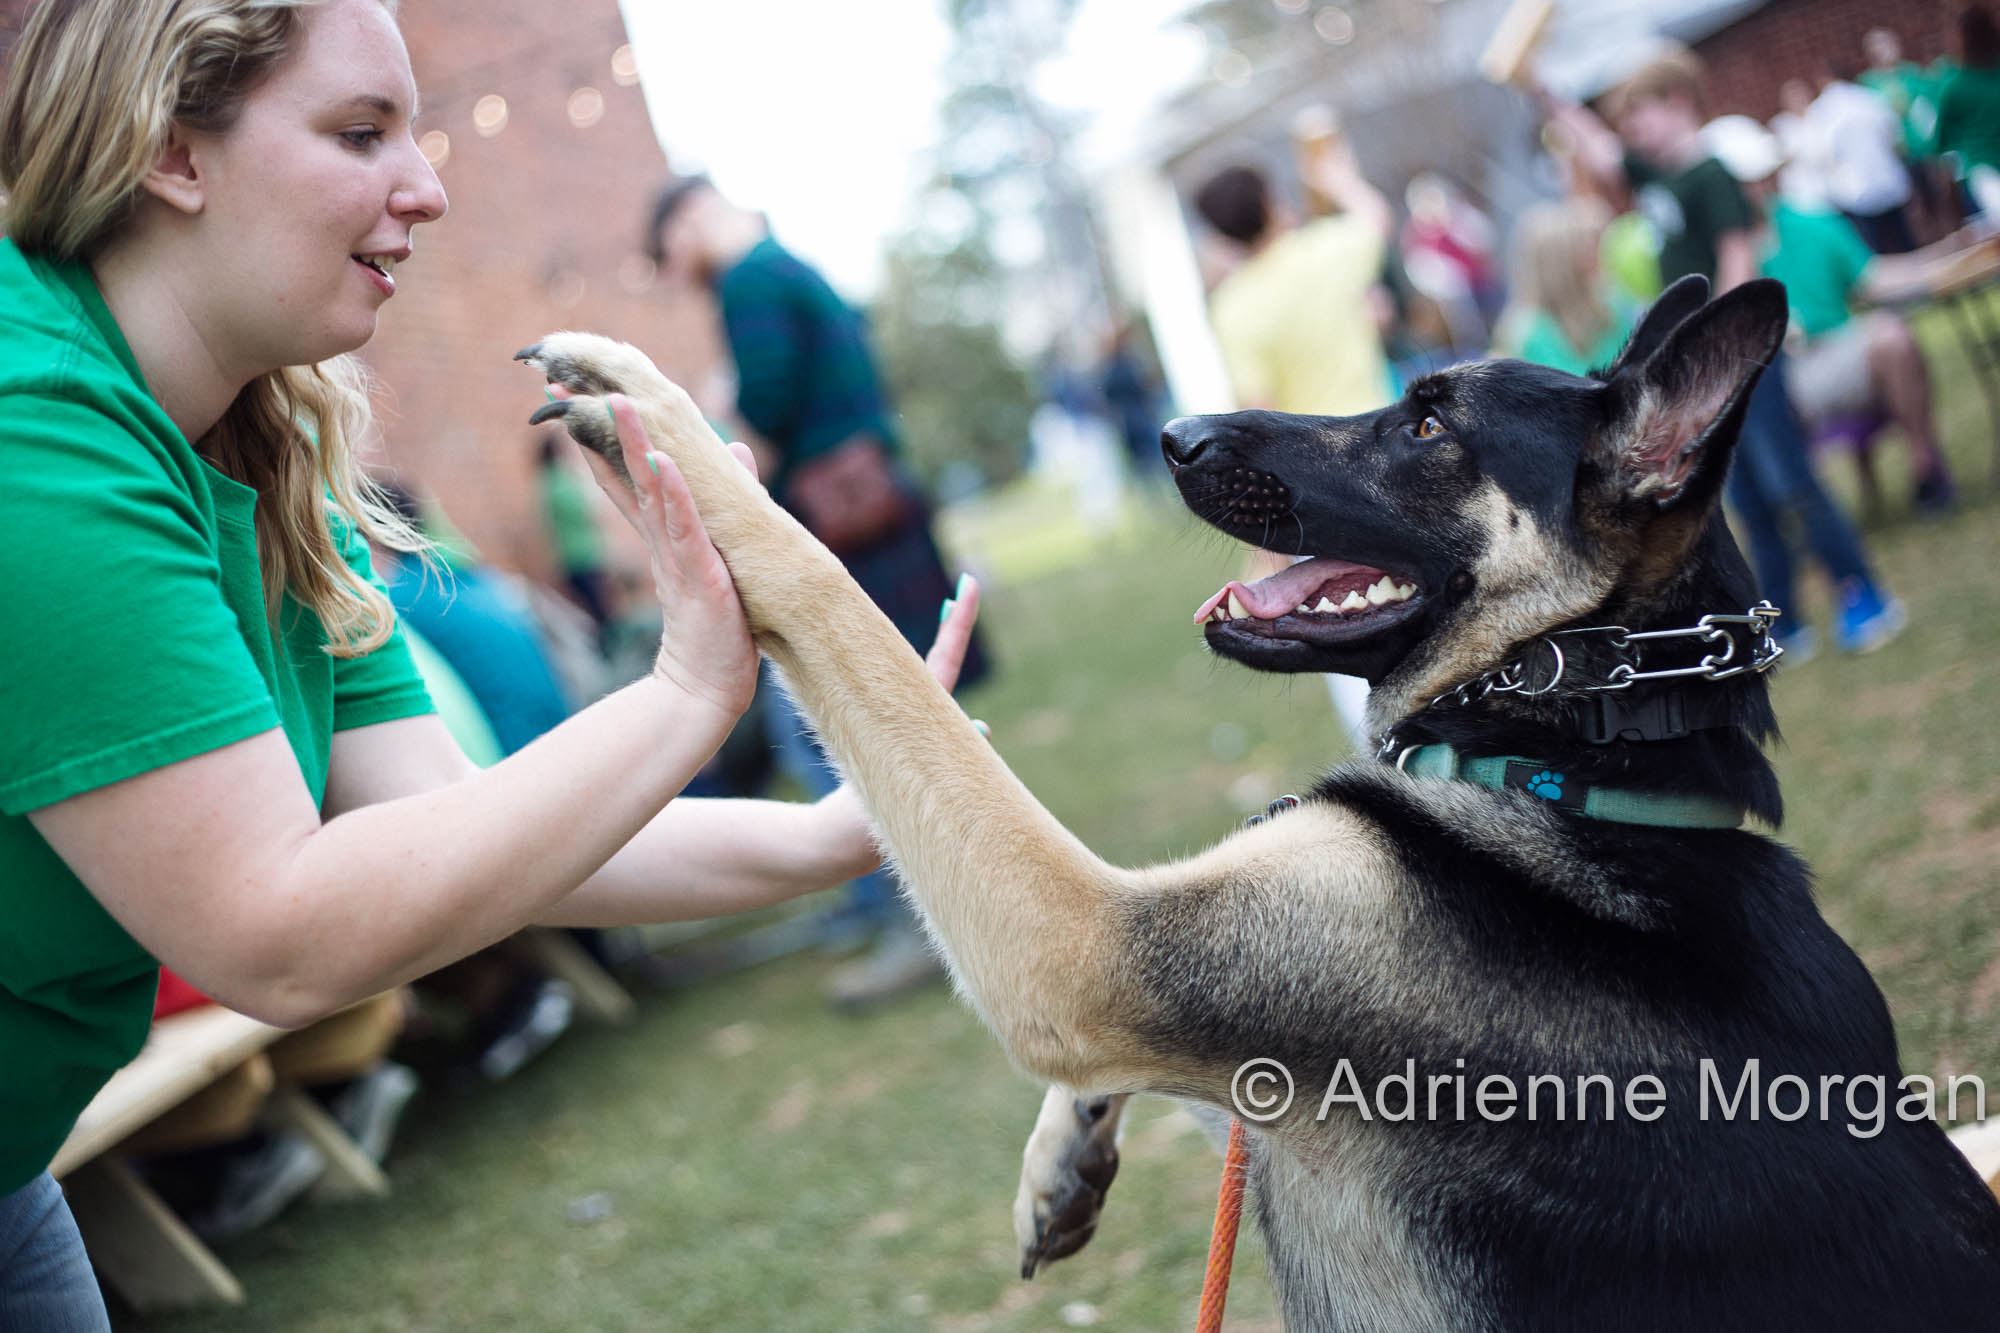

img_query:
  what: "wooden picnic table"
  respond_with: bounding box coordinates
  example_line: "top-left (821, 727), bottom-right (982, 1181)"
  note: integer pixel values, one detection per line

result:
top-left (1919, 236), bottom-right (2000, 484)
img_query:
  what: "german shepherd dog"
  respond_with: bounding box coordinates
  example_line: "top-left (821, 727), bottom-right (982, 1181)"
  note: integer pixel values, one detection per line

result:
top-left (518, 275), bottom-right (2000, 1330)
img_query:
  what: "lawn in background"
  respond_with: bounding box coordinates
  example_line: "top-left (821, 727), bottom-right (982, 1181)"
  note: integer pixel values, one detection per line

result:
top-left (140, 305), bottom-right (1996, 1331)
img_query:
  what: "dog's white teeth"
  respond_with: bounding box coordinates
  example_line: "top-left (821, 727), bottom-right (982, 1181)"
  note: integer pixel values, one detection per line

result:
top-left (1210, 606), bottom-right (1229, 624)
top-left (1340, 590), bottom-right (1369, 612)
top-left (1365, 577), bottom-right (1397, 606)
top-left (1297, 603), bottom-right (1313, 615)
top-left (1227, 592), bottom-right (1248, 620)
top-left (1314, 597), bottom-right (1339, 614)
top-left (1396, 582), bottom-right (1417, 600)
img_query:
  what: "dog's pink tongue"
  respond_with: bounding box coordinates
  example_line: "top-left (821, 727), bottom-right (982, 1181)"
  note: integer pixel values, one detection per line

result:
top-left (1192, 556), bottom-right (1380, 623)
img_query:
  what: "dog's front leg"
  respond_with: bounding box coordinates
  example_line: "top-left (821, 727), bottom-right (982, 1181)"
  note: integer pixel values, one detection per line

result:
top-left (1014, 1086), bottom-right (1131, 1278)
top-left (514, 337), bottom-right (1407, 1114)
top-left (518, 334), bottom-right (1153, 1089)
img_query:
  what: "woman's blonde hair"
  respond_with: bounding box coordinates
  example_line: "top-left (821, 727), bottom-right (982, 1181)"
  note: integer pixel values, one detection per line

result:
top-left (1500, 197), bottom-right (1615, 364)
top-left (1, 0), bottom-right (422, 657)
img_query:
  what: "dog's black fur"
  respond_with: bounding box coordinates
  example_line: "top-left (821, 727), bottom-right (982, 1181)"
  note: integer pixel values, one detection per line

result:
top-left (518, 277), bottom-right (2000, 1330)
top-left (1138, 276), bottom-right (2000, 1326)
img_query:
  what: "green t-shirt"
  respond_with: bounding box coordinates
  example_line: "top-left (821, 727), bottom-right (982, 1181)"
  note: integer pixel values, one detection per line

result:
top-left (1759, 202), bottom-right (1874, 342)
top-left (0, 238), bottom-right (436, 1193)
top-left (1623, 151), bottom-right (1756, 286)
top-left (1859, 61), bottom-right (1943, 158)
top-left (1493, 302), bottom-right (1636, 378)
top-left (1936, 64), bottom-right (2000, 175)
top-left (539, 463), bottom-right (604, 572)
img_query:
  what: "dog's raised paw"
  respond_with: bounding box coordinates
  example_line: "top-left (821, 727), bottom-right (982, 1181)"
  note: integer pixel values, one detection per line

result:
top-left (514, 332), bottom-right (666, 486)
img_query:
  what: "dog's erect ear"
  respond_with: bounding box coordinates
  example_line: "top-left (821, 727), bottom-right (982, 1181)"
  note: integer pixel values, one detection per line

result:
top-left (1599, 274), bottom-right (1710, 381)
top-left (1597, 278), bottom-right (1789, 509)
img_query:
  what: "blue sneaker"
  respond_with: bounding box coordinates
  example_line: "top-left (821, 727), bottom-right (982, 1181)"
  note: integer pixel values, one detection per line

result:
top-left (1834, 581), bottom-right (1906, 654)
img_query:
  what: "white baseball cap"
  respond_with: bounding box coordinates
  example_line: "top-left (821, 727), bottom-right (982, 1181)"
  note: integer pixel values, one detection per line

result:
top-left (1702, 114), bottom-right (1785, 183)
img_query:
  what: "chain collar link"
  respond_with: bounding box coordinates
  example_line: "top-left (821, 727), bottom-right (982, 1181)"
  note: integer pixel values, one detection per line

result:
top-left (1377, 602), bottom-right (1785, 761)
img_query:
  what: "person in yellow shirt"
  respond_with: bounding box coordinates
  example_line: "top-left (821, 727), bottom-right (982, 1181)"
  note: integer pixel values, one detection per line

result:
top-left (1193, 138), bottom-right (1396, 749)
top-left (1195, 139), bottom-right (1396, 417)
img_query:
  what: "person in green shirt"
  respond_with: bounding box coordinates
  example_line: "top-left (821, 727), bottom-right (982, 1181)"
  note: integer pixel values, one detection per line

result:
top-left (1936, 8), bottom-right (2000, 192)
top-left (0, 3), bottom-right (982, 1324)
top-left (1706, 114), bottom-right (1978, 515)
top-left (536, 431), bottom-right (613, 632)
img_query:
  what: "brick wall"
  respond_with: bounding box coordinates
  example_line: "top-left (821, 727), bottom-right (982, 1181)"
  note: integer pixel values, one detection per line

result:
top-left (0, 0), bottom-right (31, 76)
top-left (366, 0), bottom-right (721, 575)
top-left (1694, 0), bottom-right (1962, 122)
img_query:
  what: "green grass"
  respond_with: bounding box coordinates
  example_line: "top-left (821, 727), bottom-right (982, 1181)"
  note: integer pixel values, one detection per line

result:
top-left (142, 307), bottom-right (1997, 1331)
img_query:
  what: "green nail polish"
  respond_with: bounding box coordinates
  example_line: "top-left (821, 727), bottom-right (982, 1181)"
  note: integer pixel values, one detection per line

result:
top-left (543, 387), bottom-right (556, 403)
top-left (938, 598), bottom-right (955, 625)
top-left (972, 719), bottom-right (990, 738)
top-left (955, 572), bottom-right (973, 601)
top-left (646, 452), bottom-right (660, 476)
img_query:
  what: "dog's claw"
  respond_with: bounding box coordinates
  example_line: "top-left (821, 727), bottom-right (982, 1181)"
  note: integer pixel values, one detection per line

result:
top-left (527, 399), bottom-right (570, 426)
top-left (512, 343), bottom-right (543, 364)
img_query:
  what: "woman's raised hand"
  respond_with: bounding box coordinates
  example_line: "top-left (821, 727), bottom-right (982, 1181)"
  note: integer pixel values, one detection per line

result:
top-left (573, 392), bottom-right (760, 719)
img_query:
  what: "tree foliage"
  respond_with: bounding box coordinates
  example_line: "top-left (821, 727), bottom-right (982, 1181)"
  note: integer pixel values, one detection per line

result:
top-left (873, 217), bottom-right (1036, 490)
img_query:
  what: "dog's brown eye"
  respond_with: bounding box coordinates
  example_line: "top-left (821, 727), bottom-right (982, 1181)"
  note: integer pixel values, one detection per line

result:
top-left (1416, 415), bottom-right (1445, 440)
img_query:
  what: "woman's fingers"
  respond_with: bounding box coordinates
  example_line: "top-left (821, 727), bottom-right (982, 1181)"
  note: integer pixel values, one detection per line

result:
top-left (608, 394), bottom-right (657, 502)
top-left (728, 440), bottom-right (760, 483)
top-left (926, 574), bottom-right (981, 694)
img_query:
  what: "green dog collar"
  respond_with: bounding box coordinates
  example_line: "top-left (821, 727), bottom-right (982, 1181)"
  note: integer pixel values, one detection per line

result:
top-left (1395, 743), bottom-right (1745, 829)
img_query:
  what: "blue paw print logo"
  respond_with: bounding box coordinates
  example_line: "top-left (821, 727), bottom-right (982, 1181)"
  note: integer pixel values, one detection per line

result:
top-left (1527, 770), bottom-right (1565, 800)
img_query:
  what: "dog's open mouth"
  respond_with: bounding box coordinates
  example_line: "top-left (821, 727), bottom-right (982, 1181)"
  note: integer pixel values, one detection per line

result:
top-left (1194, 556), bottom-right (1421, 645)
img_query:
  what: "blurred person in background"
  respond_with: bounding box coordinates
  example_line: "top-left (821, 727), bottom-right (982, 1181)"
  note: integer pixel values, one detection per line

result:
top-left (1192, 128), bottom-right (1396, 752)
top-left (536, 431), bottom-right (614, 638)
top-left (1399, 171), bottom-right (1501, 349)
top-left (374, 484), bottom-right (589, 1080)
top-left (645, 176), bottom-right (989, 1010)
top-left (1099, 320), bottom-right (1170, 483)
top-left (1533, 49), bottom-right (1905, 659)
top-left (1860, 26), bottom-right (1957, 238)
top-left (1936, 6), bottom-right (2000, 216)
top-left (1804, 62), bottom-right (1918, 253)
top-left (1705, 115), bottom-right (1971, 517)
top-left (1771, 78), bottom-right (1832, 208)
top-left (1491, 196), bottom-right (1636, 375)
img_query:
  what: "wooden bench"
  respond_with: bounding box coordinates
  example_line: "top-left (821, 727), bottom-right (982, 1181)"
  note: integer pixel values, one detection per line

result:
top-left (54, 993), bottom-right (404, 1314)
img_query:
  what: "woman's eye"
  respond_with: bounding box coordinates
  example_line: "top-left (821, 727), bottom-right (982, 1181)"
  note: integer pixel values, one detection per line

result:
top-left (340, 129), bottom-right (383, 149)
top-left (1416, 415), bottom-right (1445, 440)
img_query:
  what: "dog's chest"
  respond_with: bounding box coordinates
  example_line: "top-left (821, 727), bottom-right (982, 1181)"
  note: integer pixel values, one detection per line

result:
top-left (1254, 1133), bottom-right (1484, 1333)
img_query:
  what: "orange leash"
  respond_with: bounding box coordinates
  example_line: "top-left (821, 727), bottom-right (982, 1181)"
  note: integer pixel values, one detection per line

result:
top-left (1195, 1117), bottom-right (1250, 1333)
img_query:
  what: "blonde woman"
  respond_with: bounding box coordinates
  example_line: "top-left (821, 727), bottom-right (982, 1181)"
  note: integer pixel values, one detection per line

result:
top-left (1491, 197), bottom-right (1636, 376)
top-left (0, 2), bottom-right (979, 1320)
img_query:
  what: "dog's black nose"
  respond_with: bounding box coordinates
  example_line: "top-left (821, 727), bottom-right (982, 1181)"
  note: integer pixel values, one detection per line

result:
top-left (1161, 416), bottom-right (1215, 468)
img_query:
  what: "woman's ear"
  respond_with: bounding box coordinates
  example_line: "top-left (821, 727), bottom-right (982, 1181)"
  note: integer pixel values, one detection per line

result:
top-left (139, 125), bottom-right (206, 216)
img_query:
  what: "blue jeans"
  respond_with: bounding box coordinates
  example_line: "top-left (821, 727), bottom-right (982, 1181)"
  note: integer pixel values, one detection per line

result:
top-left (0, 1174), bottom-right (111, 1332)
top-left (1724, 352), bottom-right (1874, 620)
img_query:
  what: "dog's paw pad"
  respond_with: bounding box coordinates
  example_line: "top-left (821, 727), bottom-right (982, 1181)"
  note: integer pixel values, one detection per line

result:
top-left (1527, 771), bottom-right (1565, 800)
